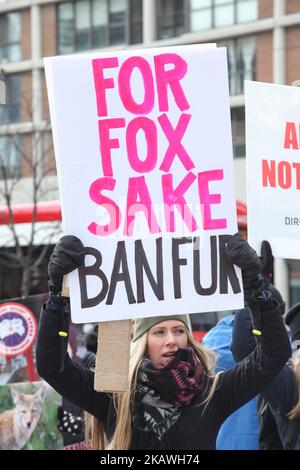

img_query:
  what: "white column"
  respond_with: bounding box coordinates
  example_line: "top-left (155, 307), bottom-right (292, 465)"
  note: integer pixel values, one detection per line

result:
top-left (31, 4), bottom-right (42, 178)
top-left (273, 2), bottom-right (288, 310)
top-left (273, 0), bottom-right (285, 84)
top-left (0, 76), bottom-right (5, 105)
top-left (274, 257), bottom-right (289, 308)
top-left (31, 4), bottom-right (42, 123)
top-left (143, 0), bottom-right (157, 44)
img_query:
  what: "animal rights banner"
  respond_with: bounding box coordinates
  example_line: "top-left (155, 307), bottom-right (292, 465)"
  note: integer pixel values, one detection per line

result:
top-left (246, 81), bottom-right (300, 259)
top-left (0, 381), bottom-right (62, 450)
top-left (45, 44), bottom-right (243, 323)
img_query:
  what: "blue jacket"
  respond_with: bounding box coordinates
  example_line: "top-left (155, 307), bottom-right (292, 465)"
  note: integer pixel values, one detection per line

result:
top-left (203, 313), bottom-right (259, 450)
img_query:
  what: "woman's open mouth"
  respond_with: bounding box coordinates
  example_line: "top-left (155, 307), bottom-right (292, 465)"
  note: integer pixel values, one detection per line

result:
top-left (162, 351), bottom-right (177, 358)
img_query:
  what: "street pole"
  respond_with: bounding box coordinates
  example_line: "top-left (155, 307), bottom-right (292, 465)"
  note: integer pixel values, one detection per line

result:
top-left (0, 71), bottom-right (5, 105)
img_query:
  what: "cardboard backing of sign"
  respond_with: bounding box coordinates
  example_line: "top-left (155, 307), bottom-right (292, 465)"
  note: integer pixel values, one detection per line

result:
top-left (94, 319), bottom-right (132, 392)
top-left (62, 276), bottom-right (131, 392)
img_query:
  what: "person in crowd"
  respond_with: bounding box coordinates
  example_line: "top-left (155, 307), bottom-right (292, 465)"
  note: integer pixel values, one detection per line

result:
top-left (203, 312), bottom-right (260, 449)
top-left (57, 325), bottom-right (85, 449)
top-left (57, 323), bottom-right (98, 448)
top-left (82, 325), bottom-right (98, 370)
top-left (232, 298), bottom-right (300, 450)
top-left (36, 233), bottom-right (291, 450)
top-left (203, 241), bottom-right (286, 450)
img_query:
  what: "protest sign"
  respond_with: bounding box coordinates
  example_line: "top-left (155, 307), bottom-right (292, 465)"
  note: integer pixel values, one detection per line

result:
top-left (246, 81), bottom-right (300, 259)
top-left (45, 44), bottom-right (243, 323)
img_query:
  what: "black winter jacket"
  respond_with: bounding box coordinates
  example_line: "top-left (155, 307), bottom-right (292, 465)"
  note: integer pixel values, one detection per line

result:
top-left (36, 297), bottom-right (291, 450)
top-left (232, 306), bottom-right (300, 450)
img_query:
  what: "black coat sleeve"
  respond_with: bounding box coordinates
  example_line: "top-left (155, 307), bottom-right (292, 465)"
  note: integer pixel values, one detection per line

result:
top-left (231, 306), bottom-right (257, 361)
top-left (36, 299), bottom-right (115, 432)
top-left (212, 298), bottom-right (291, 422)
top-left (261, 363), bottom-right (296, 416)
top-left (231, 300), bottom-right (296, 419)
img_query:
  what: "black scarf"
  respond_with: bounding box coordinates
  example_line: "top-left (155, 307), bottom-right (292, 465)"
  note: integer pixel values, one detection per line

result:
top-left (134, 348), bottom-right (207, 441)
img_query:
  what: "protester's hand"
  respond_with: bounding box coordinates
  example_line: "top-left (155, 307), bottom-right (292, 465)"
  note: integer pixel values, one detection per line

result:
top-left (226, 233), bottom-right (262, 273)
top-left (226, 233), bottom-right (263, 305)
top-left (260, 240), bottom-right (274, 278)
top-left (48, 235), bottom-right (85, 291)
top-left (57, 406), bottom-right (83, 436)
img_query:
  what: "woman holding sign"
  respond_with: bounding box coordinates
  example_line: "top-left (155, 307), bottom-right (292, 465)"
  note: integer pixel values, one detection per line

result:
top-left (36, 234), bottom-right (291, 450)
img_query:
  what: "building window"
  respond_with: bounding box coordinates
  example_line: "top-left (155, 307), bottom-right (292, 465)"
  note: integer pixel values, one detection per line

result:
top-left (109, 0), bottom-right (126, 45)
top-left (58, 0), bottom-right (143, 54)
top-left (190, 0), bottom-right (257, 32)
top-left (75, 0), bottom-right (91, 50)
top-left (157, 0), bottom-right (184, 39)
top-left (0, 12), bottom-right (21, 62)
top-left (58, 3), bottom-right (74, 54)
top-left (0, 135), bottom-right (21, 179)
top-left (0, 74), bottom-right (21, 125)
top-left (237, 0), bottom-right (257, 23)
top-left (129, 0), bottom-right (143, 44)
top-left (231, 107), bottom-right (245, 158)
top-left (221, 36), bottom-right (256, 95)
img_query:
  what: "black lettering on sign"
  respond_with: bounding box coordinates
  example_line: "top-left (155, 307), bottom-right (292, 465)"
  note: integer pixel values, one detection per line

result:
top-left (135, 237), bottom-right (164, 303)
top-left (106, 241), bottom-right (136, 305)
top-left (78, 235), bottom-right (242, 308)
top-left (78, 247), bottom-right (109, 308)
top-left (193, 236), bottom-right (217, 295)
top-left (172, 237), bottom-right (193, 299)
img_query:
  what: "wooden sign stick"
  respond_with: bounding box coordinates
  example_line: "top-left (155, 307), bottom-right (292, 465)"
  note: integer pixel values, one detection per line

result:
top-left (61, 276), bottom-right (131, 392)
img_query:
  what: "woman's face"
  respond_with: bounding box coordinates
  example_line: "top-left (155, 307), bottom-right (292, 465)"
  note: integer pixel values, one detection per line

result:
top-left (146, 320), bottom-right (188, 369)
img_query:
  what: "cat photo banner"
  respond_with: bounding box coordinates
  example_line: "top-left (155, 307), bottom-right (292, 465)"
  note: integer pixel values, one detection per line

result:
top-left (45, 44), bottom-right (243, 323)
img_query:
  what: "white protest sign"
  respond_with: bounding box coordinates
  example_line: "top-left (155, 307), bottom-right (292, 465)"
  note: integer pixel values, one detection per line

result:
top-left (246, 81), bottom-right (300, 259)
top-left (45, 44), bottom-right (243, 323)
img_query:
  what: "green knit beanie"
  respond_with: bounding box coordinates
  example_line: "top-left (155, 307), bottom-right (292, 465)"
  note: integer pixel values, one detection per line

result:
top-left (133, 315), bottom-right (190, 342)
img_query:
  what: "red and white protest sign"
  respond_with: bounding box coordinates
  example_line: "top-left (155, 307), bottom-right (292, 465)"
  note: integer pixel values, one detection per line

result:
top-left (246, 81), bottom-right (300, 259)
top-left (45, 44), bottom-right (243, 323)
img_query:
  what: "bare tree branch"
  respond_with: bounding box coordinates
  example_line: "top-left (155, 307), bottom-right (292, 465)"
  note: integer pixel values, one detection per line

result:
top-left (0, 112), bottom-right (59, 296)
top-left (0, 155), bottom-right (22, 255)
top-left (0, 258), bottom-right (20, 269)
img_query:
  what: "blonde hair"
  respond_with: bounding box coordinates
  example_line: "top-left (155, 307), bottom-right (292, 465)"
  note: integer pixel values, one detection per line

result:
top-left (287, 349), bottom-right (300, 420)
top-left (85, 327), bottom-right (221, 450)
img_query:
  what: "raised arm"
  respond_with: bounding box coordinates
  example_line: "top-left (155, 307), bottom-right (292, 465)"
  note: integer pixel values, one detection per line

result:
top-left (212, 234), bottom-right (291, 420)
top-left (214, 296), bottom-right (291, 420)
top-left (36, 236), bottom-right (115, 430)
top-left (231, 239), bottom-right (286, 363)
top-left (231, 306), bottom-right (257, 361)
top-left (231, 301), bottom-right (296, 418)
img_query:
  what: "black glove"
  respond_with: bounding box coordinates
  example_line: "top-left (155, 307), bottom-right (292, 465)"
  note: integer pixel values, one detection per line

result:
top-left (48, 235), bottom-right (85, 292)
top-left (259, 241), bottom-right (286, 315)
top-left (260, 240), bottom-right (274, 280)
top-left (57, 406), bottom-right (83, 436)
top-left (225, 233), bottom-right (263, 305)
top-left (82, 350), bottom-right (96, 369)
